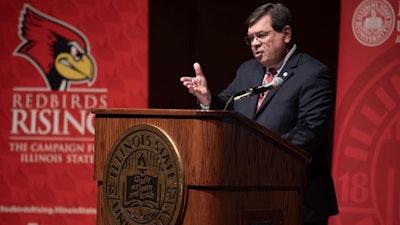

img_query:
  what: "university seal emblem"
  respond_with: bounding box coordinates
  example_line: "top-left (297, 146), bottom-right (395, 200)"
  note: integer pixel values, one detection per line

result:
top-left (103, 124), bottom-right (185, 225)
top-left (352, 0), bottom-right (395, 47)
top-left (331, 44), bottom-right (400, 225)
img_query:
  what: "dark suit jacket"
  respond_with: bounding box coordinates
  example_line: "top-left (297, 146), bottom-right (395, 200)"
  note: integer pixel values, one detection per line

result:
top-left (209, 49), bottom-right (339, 220)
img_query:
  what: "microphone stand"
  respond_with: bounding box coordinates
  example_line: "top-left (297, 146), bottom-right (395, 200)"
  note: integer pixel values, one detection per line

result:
top-left (223, 90), bottom-right (249, 110)
top-left (223, 95), bottom-right (235, 110)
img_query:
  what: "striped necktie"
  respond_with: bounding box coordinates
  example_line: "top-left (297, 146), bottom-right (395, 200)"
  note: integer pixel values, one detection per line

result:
top-left (256, 68), bottom-right (276, 111)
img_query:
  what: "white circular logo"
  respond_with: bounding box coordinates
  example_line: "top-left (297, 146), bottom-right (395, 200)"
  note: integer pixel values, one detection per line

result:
top-left (352, 0), bottom-right (395, 47)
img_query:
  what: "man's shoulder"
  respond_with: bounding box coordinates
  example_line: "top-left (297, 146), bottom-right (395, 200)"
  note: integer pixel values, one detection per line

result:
top-left (237, 58), bottom-right (264, 72)
top-left (242, 58), bottom-right (261, 65)
top-left (292, 51), bottom-right (329, 70)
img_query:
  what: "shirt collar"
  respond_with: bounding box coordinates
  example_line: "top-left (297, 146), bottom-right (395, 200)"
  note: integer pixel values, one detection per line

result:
top-left (268, 44), bottom-right (297, 75)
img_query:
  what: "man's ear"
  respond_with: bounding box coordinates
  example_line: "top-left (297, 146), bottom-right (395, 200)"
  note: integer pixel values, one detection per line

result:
top-left (283, 25), bottom-right (292, 43)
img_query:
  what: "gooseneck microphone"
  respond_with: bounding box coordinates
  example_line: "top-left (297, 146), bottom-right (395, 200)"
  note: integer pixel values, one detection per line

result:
top-left (223, 77), bottom-right (284, 110)
top-left (233, 77), bottom-right (284, 101)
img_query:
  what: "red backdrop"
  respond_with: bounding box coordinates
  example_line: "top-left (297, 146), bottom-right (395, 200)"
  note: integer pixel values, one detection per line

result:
top-left (0, 1), bottom-right (148, 224)
top-left (331, 0), bottom-right (399, 224)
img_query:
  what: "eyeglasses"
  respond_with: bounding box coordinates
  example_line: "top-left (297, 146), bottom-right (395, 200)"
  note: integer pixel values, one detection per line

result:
top-left (244, 30), bottom-right (274, 45)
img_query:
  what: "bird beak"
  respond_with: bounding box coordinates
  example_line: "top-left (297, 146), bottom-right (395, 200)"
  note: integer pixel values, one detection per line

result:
top-left (55, 52), bottom-right (95, 82)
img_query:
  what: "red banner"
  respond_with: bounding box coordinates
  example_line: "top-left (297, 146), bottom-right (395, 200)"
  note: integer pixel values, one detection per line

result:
top-left (0, 1), bottom-right (148, 224)
top-left (331, 0), bottom-right (399, 224)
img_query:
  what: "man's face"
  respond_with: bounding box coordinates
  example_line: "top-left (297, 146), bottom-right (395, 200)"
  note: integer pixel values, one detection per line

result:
top-left (247, 15), bottom-right (291, 68)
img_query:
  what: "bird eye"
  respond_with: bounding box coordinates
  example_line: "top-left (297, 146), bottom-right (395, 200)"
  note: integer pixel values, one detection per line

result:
top-left (70, 46), bottom-right (83, 61)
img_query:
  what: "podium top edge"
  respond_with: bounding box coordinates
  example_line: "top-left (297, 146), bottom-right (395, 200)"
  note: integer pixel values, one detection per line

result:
top-left (91, 108), bottom-right (237, 117)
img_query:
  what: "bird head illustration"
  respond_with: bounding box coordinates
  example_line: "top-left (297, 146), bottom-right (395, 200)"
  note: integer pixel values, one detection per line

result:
top-left (15, 5), bottom-right (96, 90)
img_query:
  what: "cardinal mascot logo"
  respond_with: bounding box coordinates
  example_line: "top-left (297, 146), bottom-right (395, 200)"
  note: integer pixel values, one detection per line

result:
top-left (14, 4), bottom-right (96, 91)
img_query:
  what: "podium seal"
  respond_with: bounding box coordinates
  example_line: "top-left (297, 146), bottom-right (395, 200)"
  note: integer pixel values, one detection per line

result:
top-left (103, 124), bottom-right (184, 225)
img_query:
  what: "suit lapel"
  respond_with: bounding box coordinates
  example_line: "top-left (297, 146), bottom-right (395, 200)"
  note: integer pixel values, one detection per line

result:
top-left (253, 50), bottom-right (301, 118)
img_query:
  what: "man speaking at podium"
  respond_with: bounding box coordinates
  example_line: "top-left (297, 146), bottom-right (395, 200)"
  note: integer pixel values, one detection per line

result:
top-left (180, 3), bottom-right (339, 225)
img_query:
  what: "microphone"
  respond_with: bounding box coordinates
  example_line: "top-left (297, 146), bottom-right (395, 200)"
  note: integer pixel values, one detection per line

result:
top-left (233, 77), bottom-right (284, 101)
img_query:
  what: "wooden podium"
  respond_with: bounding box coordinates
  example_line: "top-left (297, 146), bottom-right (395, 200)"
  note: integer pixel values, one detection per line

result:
top-left (92, 108), bottom-right (311, 225)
